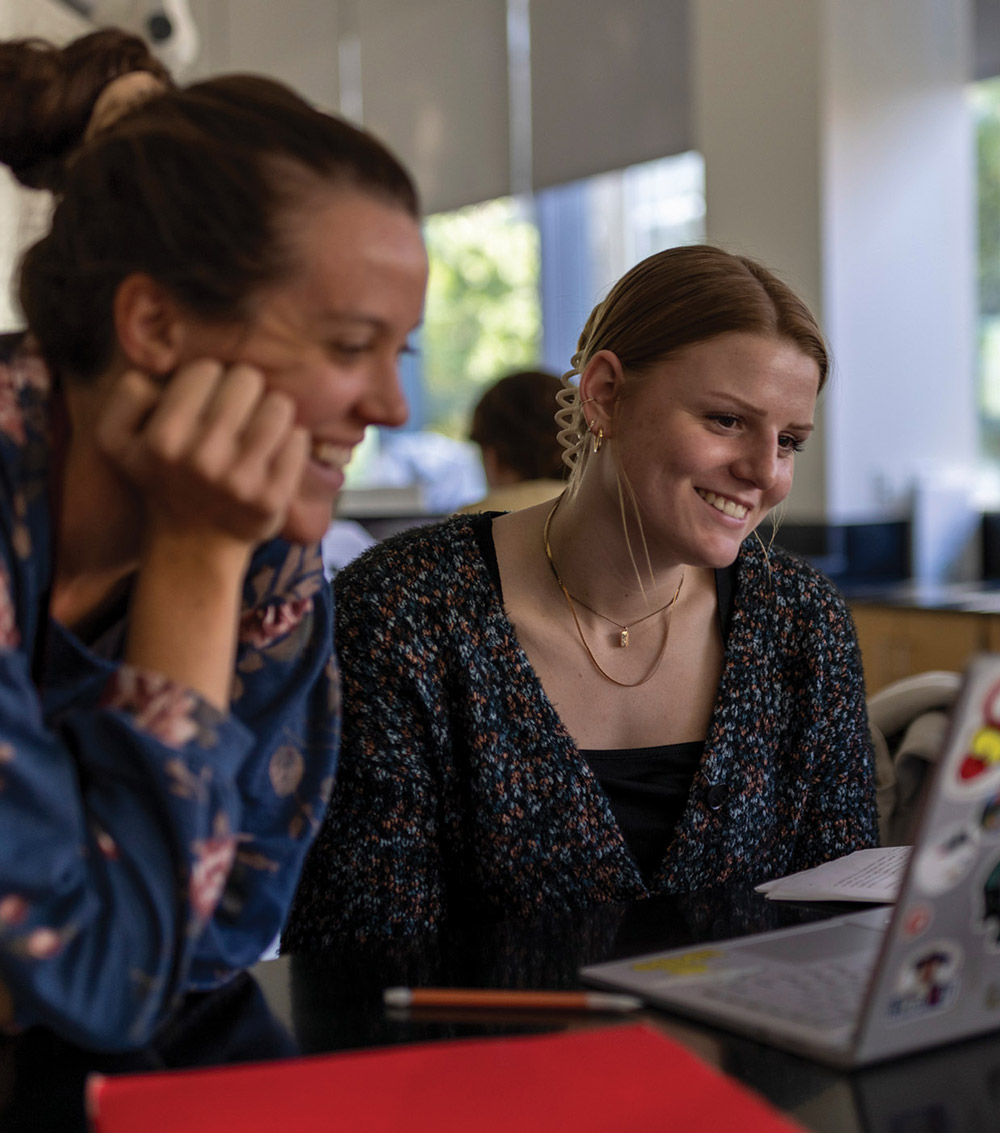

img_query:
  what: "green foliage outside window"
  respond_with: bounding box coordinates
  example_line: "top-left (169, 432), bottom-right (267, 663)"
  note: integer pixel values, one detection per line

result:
top-left (977, 80), bottom-right (1000, 318)
top-left (421, 198), bottom-right (541, 439)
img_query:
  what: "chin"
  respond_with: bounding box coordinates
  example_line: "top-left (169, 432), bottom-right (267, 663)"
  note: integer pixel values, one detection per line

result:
top-left (694, 536), bottom-right (747, 570)
top-left (278, 503), bottom-right (333, 547)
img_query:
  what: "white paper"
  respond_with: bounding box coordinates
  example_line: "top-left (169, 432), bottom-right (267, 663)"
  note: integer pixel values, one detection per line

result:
top-left (755, 846), bottom-right (912, 904)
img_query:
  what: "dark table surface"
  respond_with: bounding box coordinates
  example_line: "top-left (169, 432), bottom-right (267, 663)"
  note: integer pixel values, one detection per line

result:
top-left (3, 882), bottom-right (999, 1132)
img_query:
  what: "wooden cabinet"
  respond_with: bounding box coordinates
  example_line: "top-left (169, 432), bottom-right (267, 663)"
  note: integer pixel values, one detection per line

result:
top-left (850, 605), bottom-right (987, 694)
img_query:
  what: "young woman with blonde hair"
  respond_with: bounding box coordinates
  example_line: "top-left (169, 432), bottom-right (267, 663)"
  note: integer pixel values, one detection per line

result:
top-left (284, 244), bottom-right (877, 950)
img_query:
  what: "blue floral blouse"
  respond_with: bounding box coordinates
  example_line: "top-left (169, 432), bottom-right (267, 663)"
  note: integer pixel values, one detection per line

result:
top-left (0, 338), bottom-right (339, 1050)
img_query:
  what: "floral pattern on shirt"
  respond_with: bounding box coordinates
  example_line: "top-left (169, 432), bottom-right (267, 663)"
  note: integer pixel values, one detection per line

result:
top-left (101, 666), bottom-right (220, 750)
top-left (236, 544), bottom-right (324, 682)
top-left (267, 735), bottom-right (326, 841)
top-left (240, 596), bottom-right (312, 651)
top-left (0, 362), bottom-right (25, 447)
top-left (0, 334), bottom-right (339, 1050)
top-left (189, 815), bottom-right (238, 924)
top-left (0, 896), bottom-right (78, 961)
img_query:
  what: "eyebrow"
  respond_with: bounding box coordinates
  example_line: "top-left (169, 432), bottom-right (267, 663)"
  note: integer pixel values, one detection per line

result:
top-left (315, 313), bottom-right (384, 329)
top-left (315, 312), bottom-right (424, 335)
top-left (704, 390), bottom-right (814, 433)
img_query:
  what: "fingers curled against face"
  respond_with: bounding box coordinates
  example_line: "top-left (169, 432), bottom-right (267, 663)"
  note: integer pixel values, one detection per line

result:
top-left (93, 358), bottom-right (310, 546)
top-left (93, 368), bottom-right (170, 470)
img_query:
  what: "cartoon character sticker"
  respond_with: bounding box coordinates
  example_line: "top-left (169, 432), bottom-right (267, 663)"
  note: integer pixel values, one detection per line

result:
top-left (915, 822), bottom-right (980, 895)
top-left (887, 942), bottom-right (962, 1022)
top-left (950, 679), bottom-right (1000, 796)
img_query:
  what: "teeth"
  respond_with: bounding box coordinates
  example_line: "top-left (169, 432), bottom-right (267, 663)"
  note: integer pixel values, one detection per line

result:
top-left (311, 441), bottom-right (349, 469)
top-left (698, 490), bottom-right (748, 520)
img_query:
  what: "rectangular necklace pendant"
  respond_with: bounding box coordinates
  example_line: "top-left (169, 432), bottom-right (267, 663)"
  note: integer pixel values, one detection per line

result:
top-left (620, 627), bottom-right (629, 648)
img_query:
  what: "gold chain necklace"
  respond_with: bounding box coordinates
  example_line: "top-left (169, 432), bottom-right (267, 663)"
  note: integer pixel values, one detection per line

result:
top-left (563, 578), bottom-right (681, 648)
top-left (542, 498), bottom-right (684, 688)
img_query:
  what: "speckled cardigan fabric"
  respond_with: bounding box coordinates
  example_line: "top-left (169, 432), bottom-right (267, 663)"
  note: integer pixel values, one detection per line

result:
top-left (283, 516), bottom-right (877, 950)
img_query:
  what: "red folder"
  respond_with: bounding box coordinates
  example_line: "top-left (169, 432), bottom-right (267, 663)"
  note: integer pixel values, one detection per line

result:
top-left (87, 1023), bottom-right (805, 1132)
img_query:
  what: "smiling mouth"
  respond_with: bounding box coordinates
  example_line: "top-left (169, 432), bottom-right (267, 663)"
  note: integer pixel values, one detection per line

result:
top-left (310, 440), bottom-right (351, 471)
top-left (697, 489), bottom-right (749, 520)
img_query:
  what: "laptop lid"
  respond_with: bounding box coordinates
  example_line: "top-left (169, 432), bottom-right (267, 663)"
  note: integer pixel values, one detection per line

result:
top-left (852, 652), bottom-right (1000, 1063)
top-left (580, 653), bottom-right (1000, 1067)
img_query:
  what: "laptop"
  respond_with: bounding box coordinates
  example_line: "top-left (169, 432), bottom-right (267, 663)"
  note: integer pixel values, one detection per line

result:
top-left (581, 652), bottom-right (1000, 1068)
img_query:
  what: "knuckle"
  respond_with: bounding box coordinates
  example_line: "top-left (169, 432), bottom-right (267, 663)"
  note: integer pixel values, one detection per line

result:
top-left (143, 422), bottom-right (188, 465)
top-left (187, 448), bottom-right (224, 483)
top-left (260, 389), bottom-right (296, 427)
top-left (226, 362), bottom-right (266, 396)
top-left (181, 358), bottom-right (225, 387)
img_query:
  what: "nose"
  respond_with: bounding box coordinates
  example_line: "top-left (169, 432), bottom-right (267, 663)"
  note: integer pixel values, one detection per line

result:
top-left (360, 358), bottom-right (409, 429)
top-left (732, 438), bottom-right (780, 491)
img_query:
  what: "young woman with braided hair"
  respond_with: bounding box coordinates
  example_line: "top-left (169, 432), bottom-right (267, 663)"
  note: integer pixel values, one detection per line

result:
top-left (284, 243), bottom-right (877, 951)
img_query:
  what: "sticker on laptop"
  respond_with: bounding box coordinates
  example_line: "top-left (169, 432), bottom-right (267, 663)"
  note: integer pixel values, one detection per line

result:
top-left (949, 680), bottom-right (1000, 796)
top-left (980, 856), bottom-right (1000, 949)
top-left (887, 941), bottom-right (962, 1022)
top-left (981, 789), bottom-right (1000, 835)
top-left (631, 948), bottom-right (726, 977)
top-left (914, 822), bottom-right (980, 895)
top-left (901, 903), bottom-right (933, 939)
top-left (629, 947), bottom-right (761, 983)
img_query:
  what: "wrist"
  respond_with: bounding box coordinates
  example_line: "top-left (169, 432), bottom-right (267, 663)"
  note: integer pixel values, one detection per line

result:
top-left (139, 525), bottom-right (254, 584)
top-left (127, 534), bottom-right (251, 713)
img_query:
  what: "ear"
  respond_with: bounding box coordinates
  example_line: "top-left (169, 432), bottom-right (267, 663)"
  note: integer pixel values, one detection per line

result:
top-left (578, 349), bottom-right (625, 436)
top-left (112, 273), bottom-right (187, 375)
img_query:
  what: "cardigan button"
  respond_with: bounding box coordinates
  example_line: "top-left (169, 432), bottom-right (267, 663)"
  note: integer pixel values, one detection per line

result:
top-left (706, 784), bottom-right (729, 811)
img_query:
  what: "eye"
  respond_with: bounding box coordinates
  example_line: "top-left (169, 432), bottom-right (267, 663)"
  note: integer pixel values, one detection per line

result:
top-left (327, 341), bottom-right (373, 359)
top-left (778, 434), bottom-right (806, 454)
top-left (708, 413), bottom-right (741, 431)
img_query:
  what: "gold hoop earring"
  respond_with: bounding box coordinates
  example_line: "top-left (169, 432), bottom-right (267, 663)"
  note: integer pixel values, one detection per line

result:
top-left (592, 426), bottom-right (604, 454)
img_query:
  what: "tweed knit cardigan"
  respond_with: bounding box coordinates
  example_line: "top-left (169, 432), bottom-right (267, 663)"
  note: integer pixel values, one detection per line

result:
top-left (283, 516), bottom-right (877, 950)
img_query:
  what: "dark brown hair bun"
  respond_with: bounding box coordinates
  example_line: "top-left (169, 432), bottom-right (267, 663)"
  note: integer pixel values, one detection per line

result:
top-left (0, 28), bottom-right (171, 191)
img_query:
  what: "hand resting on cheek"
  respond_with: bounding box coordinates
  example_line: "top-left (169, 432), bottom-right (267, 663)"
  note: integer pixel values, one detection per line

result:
top-left (96, 360), bottom-right (310, 554)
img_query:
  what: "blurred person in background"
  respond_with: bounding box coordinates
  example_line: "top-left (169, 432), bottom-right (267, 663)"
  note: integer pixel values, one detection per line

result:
top-left (458, 369), bottom-right (566, 514)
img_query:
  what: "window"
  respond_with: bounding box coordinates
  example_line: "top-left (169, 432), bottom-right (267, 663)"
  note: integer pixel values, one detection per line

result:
top-left (342, 196), bottom-right (540, 514)
top-left (342, 151), bottom-right (705, 516)
top-left (975, 77), bottom-right (1000, 464)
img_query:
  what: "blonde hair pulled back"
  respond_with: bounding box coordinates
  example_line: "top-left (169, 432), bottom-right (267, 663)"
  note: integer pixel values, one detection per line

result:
top-left (554, 244), bottom-right (828, 500)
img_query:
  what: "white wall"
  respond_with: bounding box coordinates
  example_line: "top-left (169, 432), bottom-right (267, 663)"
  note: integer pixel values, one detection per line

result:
top-left (188, 0), bottom-right (341, 111)
top-left (823, 0), bottom-right (976, 523)
top-left (692, 0), bottom-right (827, 519)
top-left (693, 0), bottom-right (976, 535)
